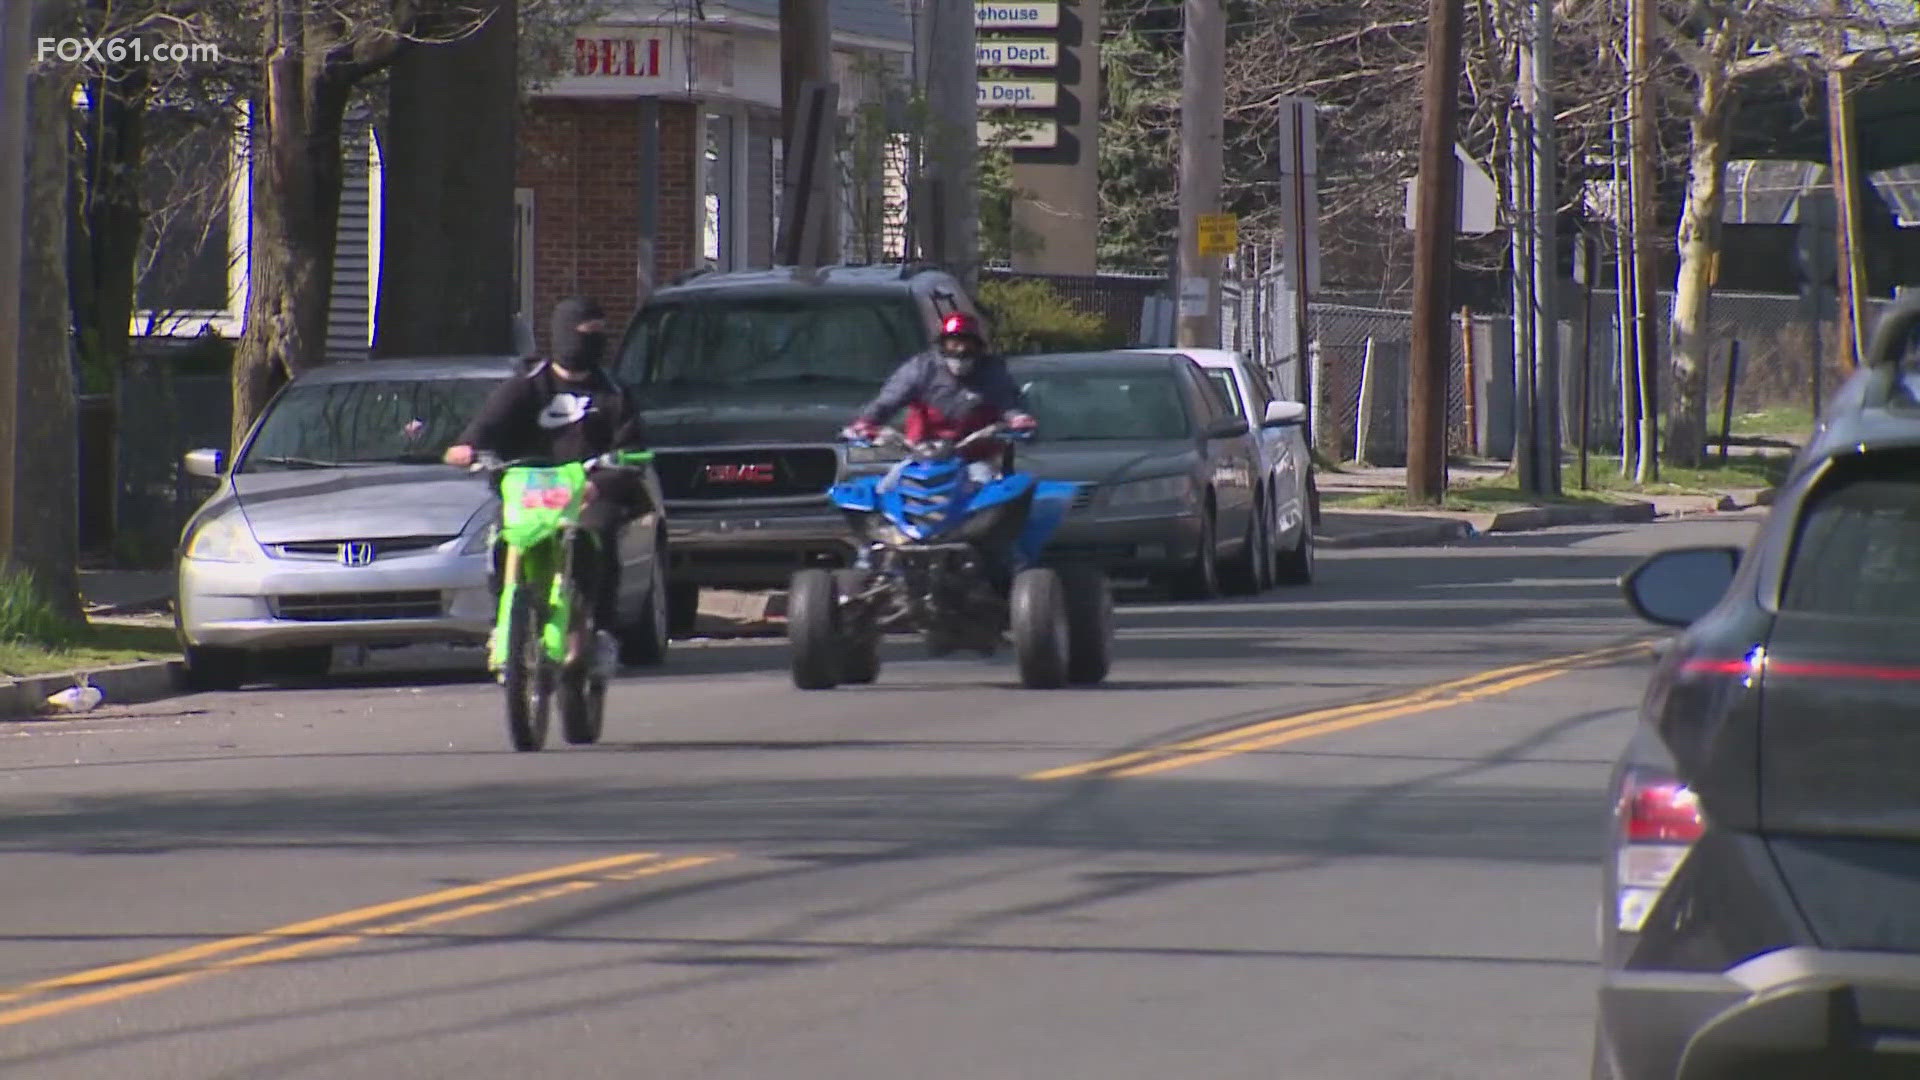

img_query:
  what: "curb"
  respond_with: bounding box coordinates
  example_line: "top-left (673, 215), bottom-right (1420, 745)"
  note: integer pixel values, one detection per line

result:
top-left (1315, 518), bottom-right (1476, 549)
top-left (0, 659), bottom-right (185, 721)
top-left (1478, 500), bottom-right (1657, 532)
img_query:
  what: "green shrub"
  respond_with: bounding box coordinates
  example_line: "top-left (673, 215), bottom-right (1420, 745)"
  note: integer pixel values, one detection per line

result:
top-left (977, 279), bottom-right (1124, 356)
top-left (0, 569), bottom-right (79, 647)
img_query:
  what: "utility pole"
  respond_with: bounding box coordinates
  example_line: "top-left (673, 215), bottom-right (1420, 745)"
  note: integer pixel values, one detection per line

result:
top-left (0, 0), bottom-right (28, 562)
top-left (1508, 96), bottom-right (1535, 492)
top-left (1175, 0), bottom-right (1224, 348)
top-left (1611, 101), bottom-right (1638, 474)
top-left (918, 0), bottom-right (977, 285)
top-left (1405, 0), bottom-right (1466, 503)
top-left (1627, 0), bottom-right (1660, 482)
top-left (1525, 0), bottom-right (1561, 495)
top-left (1827, 47), bottom-right (1866, 371)
top-left (780, 0), bottom-right (839, 265)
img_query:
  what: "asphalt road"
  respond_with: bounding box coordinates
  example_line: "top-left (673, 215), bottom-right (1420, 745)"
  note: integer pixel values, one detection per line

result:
top-left (1, 513), bottom-right (1761, 1079)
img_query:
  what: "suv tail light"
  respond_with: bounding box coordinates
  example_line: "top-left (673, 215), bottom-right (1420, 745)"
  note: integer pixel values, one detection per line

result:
top-left (1614, 766), bottom-right (1706, 933)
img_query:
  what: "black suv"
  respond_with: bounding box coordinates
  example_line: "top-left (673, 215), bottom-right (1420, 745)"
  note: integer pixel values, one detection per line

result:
top-left (1595, 295), bottom-right (1920, 1078)
top-left (612, 263), bottom-right (984, 632)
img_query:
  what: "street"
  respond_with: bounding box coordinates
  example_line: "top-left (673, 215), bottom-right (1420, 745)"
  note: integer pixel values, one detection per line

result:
top-left (1, 513), bottom-right (1758, 1079)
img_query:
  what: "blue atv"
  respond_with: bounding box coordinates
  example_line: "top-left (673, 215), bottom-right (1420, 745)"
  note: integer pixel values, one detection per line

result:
top-left (786, 423), bottom-right (1114, 690)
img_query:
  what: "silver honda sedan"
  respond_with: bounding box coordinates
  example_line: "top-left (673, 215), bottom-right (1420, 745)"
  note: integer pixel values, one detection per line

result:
top-left (173, 356), bottom-right (670, 690)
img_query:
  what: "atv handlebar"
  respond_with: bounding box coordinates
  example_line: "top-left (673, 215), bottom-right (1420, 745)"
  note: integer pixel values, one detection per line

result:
top-left (844, 422), bottom-right (1032, 452)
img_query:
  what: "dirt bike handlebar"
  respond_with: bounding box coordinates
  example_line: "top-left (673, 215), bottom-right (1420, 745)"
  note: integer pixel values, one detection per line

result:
top-left (468, 449), bottom-right (655, 475)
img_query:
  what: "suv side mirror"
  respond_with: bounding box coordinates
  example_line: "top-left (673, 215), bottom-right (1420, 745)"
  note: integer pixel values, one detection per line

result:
top-left (1205, 415), bottom-right (1250, 440)
top-left (1621, 546), bottom-right (1741, 628)
top-left (183, 448), bottom-right (225, 478)
top-left (1263, 400), bottom-right (1307, 427)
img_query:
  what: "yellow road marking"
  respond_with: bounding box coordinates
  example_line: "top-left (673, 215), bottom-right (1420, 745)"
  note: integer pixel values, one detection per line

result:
top-left (0, 852), bottom-right (725, 1029)
top-left (1027, 639), bottom-right (1656, 781)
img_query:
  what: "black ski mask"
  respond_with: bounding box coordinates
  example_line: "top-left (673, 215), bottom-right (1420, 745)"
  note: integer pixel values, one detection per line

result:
top-left (551, 296), bottom-right (607, 373)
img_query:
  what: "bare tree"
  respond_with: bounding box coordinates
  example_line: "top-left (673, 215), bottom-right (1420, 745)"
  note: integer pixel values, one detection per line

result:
top-left (18, 0), bottom-right (84, 621)
top-left (1657, 0), bottom-right (1920, 467)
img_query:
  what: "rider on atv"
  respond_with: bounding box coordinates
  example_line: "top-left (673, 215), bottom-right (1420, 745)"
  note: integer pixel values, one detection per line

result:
top-left (842, 312), bottom-right (1038, 489)
top-left (842, 313), bottom-right (1040, 595)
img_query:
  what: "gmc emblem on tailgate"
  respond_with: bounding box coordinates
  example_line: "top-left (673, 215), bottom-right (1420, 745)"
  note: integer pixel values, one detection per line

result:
top-left (704, 462), bottom-right (776, 484)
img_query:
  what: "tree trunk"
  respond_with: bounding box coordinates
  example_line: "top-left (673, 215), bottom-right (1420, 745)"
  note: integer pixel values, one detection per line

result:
top-left (1664, 60), bottom-right (1734, 470)
top-left (371, 0), bottom-right (517, 358)
top-left (229, 45), bottom-right (350, 450)
top-left (15, 44), bottom-right (83, 622)
top-left (67, 40), bottom-right (146, 395)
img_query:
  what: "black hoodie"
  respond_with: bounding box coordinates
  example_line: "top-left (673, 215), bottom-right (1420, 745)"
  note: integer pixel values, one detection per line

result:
top-left (458, 298), bottom-right (650, 504)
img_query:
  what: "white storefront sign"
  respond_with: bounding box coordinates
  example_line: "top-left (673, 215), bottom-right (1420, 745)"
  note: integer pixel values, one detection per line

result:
top-left (977, 119), bottom-right (1058, 149)
top-left (976, 38), bottom-right (1058, 67)
top-left (978, 80), bottom-right (1057, 108)
top-left (975, 2), bottom-right (1060, 29)
top-left (537, 29), bottom-right (687, 96)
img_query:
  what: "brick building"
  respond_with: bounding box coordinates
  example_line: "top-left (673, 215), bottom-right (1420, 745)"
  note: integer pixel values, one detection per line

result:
top-left (516, 0), bottom-right (915, 353)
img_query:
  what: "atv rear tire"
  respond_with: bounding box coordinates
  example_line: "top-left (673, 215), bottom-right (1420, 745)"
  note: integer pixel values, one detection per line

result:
top-left (787, 568), bottom-right (841, 690)
top-left (1011, 567), bottom-right (1070, 689)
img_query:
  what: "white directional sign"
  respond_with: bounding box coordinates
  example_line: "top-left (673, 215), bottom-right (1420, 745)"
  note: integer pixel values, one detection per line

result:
top-left (977, 119), bottom-right (1058, 149)
top-left (975, 2), bottom-right (1060, 29)
top-left (978, 79), bottom-right (1058, 108)
top-left (976, 38), bottom-right (1058, 68)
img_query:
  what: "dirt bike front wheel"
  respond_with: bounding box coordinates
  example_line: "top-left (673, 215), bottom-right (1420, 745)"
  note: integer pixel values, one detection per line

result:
top-left (503, 588), bottom-right (552, 751)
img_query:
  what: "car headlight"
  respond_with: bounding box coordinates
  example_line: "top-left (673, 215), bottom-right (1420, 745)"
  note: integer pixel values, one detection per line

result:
top-left (1104, 475), bottom-right (1190, 507)
top-left (183, 514), bottom-right (262, 562)
top-left (460, 505), bottom-right (500, 555)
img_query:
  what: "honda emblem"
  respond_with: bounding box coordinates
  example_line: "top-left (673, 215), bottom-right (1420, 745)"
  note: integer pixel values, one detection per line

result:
top-left (340, 541), bottom-right (375, 567)
top-left (705, 462), bottom-right (775, 484)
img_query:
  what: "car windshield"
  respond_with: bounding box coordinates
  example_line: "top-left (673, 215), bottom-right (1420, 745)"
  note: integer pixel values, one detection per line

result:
top-left (616, 293), bottom-right (924, 400)
top-left (238, 377), bottom-right (502, 471)
top-left (1204, 370), bottom-right (1244, 417)
top-left (1016, 371), bottom-right (1191, 440)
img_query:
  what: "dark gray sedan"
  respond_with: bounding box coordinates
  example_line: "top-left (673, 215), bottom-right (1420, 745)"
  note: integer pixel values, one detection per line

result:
top-left (1009, 351), bottom-right (1262, 599)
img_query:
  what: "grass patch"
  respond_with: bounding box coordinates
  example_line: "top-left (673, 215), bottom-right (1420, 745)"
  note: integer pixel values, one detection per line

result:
top-left (1321, 452), bottom-right (1784, 512)
top-left (0, 570), bottom-right (180, 679)
top-left (1727, 405), bottom-right (1814, 440)
top-left (0, 622), bottom-right (179, 678)
top-left (1568, 454), bottom-right (1787, 496)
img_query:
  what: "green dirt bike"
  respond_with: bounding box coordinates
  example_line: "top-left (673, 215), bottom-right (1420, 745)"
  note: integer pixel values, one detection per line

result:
top-left (472, 449), bottom-right (655, 752)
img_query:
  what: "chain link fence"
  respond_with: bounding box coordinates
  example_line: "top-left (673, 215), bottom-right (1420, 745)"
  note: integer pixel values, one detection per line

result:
top-left (114, 364), bottom-right (230, 567)
top-left (981, 269), bottom-right (1901, 464)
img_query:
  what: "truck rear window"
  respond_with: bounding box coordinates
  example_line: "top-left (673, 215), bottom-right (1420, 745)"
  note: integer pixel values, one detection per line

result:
top-left (616, 293), bottom-right (923, 398)
top-left (1783, 462), bottom-right (1920, 618)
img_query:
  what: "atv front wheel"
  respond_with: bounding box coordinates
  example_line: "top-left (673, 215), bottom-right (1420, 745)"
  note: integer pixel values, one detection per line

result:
top-left (1057, 564), bottom-right (1113, 685)
top-left (1011, 567), bottom-right (1070, 689)
top-left (787, 568), bottom-right (841, 689)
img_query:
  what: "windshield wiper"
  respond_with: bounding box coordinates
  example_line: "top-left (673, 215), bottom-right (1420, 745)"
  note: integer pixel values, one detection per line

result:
top-left (737, 374), bottom-right (877, 386)
top-left (249, 455), bottom-right (350, 469)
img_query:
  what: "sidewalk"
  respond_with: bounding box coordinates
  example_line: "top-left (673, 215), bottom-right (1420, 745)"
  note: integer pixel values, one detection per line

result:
top-left (1311, 458), bottom-right (1775, 548)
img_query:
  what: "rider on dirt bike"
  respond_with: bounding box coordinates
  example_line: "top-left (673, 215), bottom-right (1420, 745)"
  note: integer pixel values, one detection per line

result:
top-left (443, 296), bottom-right (650, 674)
top-left (843, 312), bottom-right (1038, 489)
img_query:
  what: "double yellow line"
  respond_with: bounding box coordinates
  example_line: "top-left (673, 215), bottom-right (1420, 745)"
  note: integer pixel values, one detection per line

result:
top-left (0, 850), bottom-right (726, 1030)
top-left (1026, 638), bottom-right (1656, 781)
